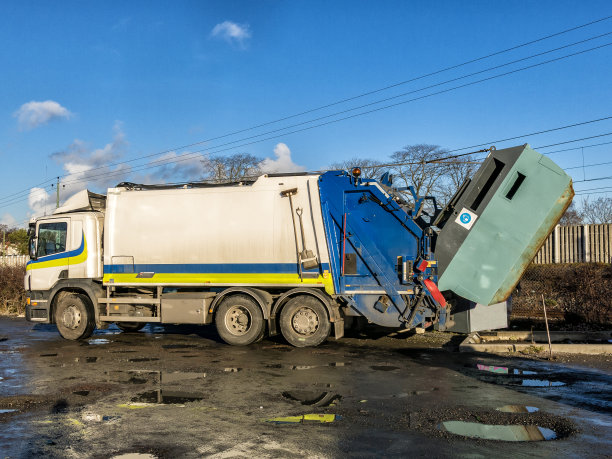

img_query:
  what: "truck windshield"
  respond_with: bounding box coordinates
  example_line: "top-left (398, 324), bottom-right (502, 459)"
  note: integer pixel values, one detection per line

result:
top-left (37, 222), bottom-right (67, 257)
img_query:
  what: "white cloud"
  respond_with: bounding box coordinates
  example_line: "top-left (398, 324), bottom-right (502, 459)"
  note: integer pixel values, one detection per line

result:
top-left (28, 187), bottom-right (53, 217)
top-left (27, 122), bottom-right (131, 217)
top-left (210, 21), bottom-right (251, 46)
top-left (137, 151), bottom-right (207, 183)
top-left (14, 100), bottom-right (71, 130)
top-left (260, 143), bottom-right (306, 174)
top-left (0, 213), bottom-right (17, 227)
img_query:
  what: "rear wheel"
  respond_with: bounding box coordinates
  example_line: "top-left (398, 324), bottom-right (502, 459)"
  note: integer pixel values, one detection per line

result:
top-left (280, 296), bottom-right (330, 347)
top-left (55, 292), bottom-right (95, 340)
top-left (116, 322), bottom-right (146, 332)
top-left (215, 295), bottom-right (265, 346)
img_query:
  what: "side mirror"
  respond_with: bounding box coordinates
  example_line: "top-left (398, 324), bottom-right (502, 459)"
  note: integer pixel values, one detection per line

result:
top-left (29, 237), bottom-right (38, 261)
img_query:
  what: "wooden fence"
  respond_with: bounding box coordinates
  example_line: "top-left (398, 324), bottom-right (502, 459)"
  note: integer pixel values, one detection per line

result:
top-left (534, 224), bottom-right (612, 264)
top-left (0, 255), bottom-right (28, 267)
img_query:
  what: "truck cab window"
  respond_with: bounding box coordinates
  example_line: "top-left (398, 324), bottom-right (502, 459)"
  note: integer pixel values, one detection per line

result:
top-left (37, 222), bottom-right (67, 257)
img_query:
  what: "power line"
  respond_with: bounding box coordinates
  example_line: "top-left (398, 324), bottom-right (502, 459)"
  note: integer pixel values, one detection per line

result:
top-left (535, 140), bottom-right (612, 155)
top-left (565, 159), bottom-right (612, 170)
top-left (54, 15), bottom-right (612, 172)
top-left (574, 175), bottom-right (612, 183)
top-left (3, 21), bottom-right (612, 205)
top-left (535, 132), bottom-right (612, 150)
top-left (574, 185), bottom-right (612, 193)
top-left (574, 189), bottom-right (612, 196)
top-left (3, 125), bottom-right (611, 213)
top-left (446, 117), bottom-right (612, 154)
top-left (49, 42), bottom-right (612, 189)
top-left (116, 31), bottom-right (612, 161)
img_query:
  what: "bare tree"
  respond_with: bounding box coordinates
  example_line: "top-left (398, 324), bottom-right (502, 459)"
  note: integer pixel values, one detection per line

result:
top-left (328, 145), bottom-right (478, 208)
top-left (202, 153), bottom-right (263, 183)
top-left (559, 201), bottom-right (583, 225)
top-left (388, 144), bottom-right (452, 198)
top-left (580, 196), bottom-right (612, 224)
top-left (328, 158), bottom-right (385, 179)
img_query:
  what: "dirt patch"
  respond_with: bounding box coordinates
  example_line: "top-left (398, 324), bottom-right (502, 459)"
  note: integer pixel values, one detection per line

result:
top-left (0, 394), bottom-right (53, 413)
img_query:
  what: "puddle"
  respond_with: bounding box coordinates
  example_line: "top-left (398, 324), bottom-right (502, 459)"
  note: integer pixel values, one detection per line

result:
top-left (40, 353), bottom-right (57, 357)
top-left (519, 379), bottom-right (565, 387)
top-left (265, 363), bottom-right (350, 371)
top-left (281, 391), bottom-right (341, 407)
top-left (440, 421), bottom-right (557, 441)
top-left (131, 390), bottom-right (204, 405)
top-left (88, 338), bottom-right (111, 345)
top-left (497, 405), bottom-right (539, 413)
top-left (480, 376), bottom-right (566, 388)
top-left (128, 358), bottom-right (160, 362)
top-left (476, 364), bottom-right (537, 375)
top-left (73, 390), bottom-right (90, 396)
top-left (83, 412), bottom-right (121, 422)
top-left (370, 365), bottom-right (400, 372)
top-left (113, 454), bottom-right (157, 459)
top-left (0, 409), bottom-right (18, 414)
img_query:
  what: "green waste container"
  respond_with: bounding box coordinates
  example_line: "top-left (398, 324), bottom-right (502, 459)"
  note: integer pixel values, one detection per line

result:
top-left (436, 144), bottom-right (573, 306)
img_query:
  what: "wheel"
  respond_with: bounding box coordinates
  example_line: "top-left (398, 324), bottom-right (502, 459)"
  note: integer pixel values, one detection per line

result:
top-left (116, 322), bottom-right (146, 332)
top-left (215, 294), bottom-right (265, 346)
top-left (280, 295), bottom-right (331, 347)
top-left (54, 292), bottom-right (95, 340)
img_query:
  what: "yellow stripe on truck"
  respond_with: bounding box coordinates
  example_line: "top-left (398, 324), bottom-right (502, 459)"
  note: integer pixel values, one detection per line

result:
top-left (104, 272), bottom-right (336, 296)
top-left (26, 237), bottom-right (88, 271)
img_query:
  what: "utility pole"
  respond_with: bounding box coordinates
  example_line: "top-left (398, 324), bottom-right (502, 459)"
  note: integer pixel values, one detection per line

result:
top-left (56, 176), bottom-right (60, 209)
top-left (1, 228), bottom-right (5, 257)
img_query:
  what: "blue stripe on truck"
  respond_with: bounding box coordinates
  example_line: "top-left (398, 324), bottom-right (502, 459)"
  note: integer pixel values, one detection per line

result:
top-left (104, 262), bottom-right (331, 274)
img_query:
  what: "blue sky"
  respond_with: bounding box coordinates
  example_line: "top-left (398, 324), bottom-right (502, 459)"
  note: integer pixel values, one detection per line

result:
top-left (1, 1), bottom-right (611, 226)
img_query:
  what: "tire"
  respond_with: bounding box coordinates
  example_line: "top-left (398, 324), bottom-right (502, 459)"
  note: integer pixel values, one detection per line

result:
top-left (280, 295), bottom-right (331, 347)
top-left (215, 294), bottom-right (265, 346)
top-left (116, 322), bottom-right (146, 332)
top-left (54, 292), bottom-right (95, 340)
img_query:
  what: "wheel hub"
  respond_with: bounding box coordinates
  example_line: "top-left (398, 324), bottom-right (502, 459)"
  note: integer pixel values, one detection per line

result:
top-left (292, 307), bottom-right (319, 336)
top-left (61, 306), bottom-right (81, 330)
top-left (225, 305), bottom-right (252, 336)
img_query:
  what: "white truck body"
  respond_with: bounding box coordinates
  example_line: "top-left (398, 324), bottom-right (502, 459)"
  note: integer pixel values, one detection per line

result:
top-left (103, 175), bottom-right (332, 292)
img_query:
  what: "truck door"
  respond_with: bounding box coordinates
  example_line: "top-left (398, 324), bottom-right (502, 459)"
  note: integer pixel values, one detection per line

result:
top-left (28, 218), bottom-right (71, 291)
top-left (67, 218), bottom-right (86, 279)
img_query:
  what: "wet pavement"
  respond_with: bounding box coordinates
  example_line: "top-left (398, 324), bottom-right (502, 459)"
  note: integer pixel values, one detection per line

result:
top-left (0, 317), bottom-right (610, 458)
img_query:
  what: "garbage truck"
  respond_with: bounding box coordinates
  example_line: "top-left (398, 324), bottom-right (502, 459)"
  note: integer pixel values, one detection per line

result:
top-left (24, 144), bottom-right (573, 347)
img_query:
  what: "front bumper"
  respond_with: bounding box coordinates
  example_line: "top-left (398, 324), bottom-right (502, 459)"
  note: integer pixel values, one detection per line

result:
top-left (25, 291), bottom-right (51, 323)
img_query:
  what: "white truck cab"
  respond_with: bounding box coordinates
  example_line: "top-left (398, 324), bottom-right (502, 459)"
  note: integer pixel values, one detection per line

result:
top-left (25, 191), bottom-right (105, 337)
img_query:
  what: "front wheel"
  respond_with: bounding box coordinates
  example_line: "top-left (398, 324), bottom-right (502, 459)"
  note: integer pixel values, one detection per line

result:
top-left (280, 296), bottom-right (331, 347)
top-left (215, 295), bottom-right (265, 346)
top-left (55, 292), bottom-right (95, 340)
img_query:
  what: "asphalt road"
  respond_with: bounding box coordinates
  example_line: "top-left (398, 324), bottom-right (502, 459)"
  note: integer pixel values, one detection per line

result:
top-left (0, 317), bottom-right (610, 458)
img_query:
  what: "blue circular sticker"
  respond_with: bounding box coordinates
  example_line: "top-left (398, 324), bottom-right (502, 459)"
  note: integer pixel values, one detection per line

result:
top-left (460, 213), bottom-right (471, 224)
